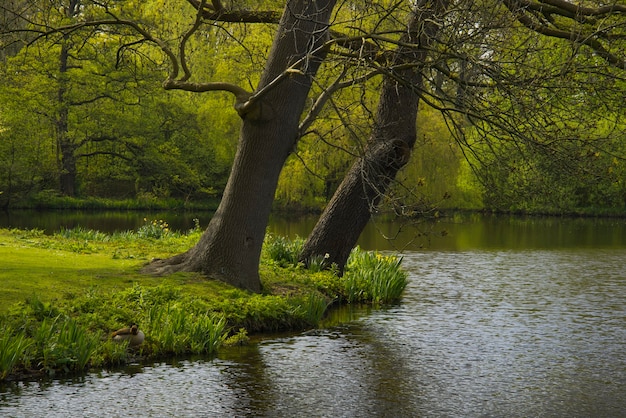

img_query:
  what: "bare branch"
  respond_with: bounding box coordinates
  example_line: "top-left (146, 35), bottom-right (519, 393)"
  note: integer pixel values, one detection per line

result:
top-left (299, 66), bottom-right (382, 134)
top-left (179, 0), bottom-right (208, 82)
top-left (502, 0), bottom-right (626, 69)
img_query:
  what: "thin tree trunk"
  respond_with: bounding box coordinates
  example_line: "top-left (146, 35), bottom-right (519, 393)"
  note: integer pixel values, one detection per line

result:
top-left (300, 1), bottom-right (450, 272)
top-left (56, 1), bottom-right (81, 196)
top-left (56, 40), bottom-right (77, 196)
top-left (142, 0), bottom-right (336, 292)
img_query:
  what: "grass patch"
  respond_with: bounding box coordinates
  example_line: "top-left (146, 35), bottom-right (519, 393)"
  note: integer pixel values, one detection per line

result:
top-left (0, 225), bottom-right (408, 381)
top-left (16, 192), bottom-right (220, 211)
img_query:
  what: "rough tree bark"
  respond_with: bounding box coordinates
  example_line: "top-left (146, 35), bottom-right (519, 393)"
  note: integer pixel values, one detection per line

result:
top-left (142, 0), bottom-right (336, 292)
top-left (300, 1), bottom-right (450, 272)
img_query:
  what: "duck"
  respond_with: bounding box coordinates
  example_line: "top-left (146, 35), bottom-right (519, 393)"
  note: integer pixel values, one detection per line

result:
top-left (112, 324), bottom-right (145, 347)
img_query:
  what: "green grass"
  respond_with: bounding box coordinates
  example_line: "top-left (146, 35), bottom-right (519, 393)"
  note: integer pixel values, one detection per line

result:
top-left (0, 226), bottom-right (408, 381)
top-left (16, 192), bottom-right (220, 211)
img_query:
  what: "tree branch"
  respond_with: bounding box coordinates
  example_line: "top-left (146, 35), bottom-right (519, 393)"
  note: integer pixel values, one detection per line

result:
top-left (502, 0), bottom-right (626, 69)
top-left (179, 0), bottom-right (207, 82)
top-left (537, 0), bottom-right (626, 17)
top-left (299, 66), bottom-right (382, 135)
top-left (186, 0), bottom-right (281, 23)
top-left (162, 79), bottom-right (250, 98)
top-left (76, 150), bottom-right (132, 161)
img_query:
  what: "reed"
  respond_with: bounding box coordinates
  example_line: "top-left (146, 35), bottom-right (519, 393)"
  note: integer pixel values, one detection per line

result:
top-left (58, 226), bottom-right (110, 242)
top-left (263, 233), bottom-right (304, 266)
top-left (344, 247), bottom-right (408, 304)
top-left (145, 304), bottom-right (226, 356)
top-left (0, 328), bottom-right (32, 380)
top-left (189, 314), bottom-right (226, 354)
top-left (32, 316), bottom-right (99, 374)
top-left (293, 293), bottom-right (329, 326)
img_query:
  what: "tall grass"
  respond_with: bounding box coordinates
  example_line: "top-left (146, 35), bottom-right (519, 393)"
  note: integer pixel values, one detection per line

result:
top-left (146, 304), bottom-right (226, 355)
top-left (189, 315), bottom-right (227, 354)
top-left (263, 233), bottom-right (304, 267)
top-left (290, 293), bottom-right (329, 326)
top-left (58, 226), bottom-right (110, 242)
top-left (344, 247), bottom-right (408, 304)
top-left (263, 235), bottom-right (409, 304)
top-left (0, 328), bottom-right (32, 380)
top-left (32, 316), bottom-right (99, 375)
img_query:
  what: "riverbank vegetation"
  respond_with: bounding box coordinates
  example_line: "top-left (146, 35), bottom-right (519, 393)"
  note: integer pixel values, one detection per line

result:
top-left (0, 223), bottom-right (407, 381)
top-left (8, 193), bottom-right (221, 212)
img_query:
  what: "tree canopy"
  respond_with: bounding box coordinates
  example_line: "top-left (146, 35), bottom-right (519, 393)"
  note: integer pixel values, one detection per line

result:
top-left (1, 1), bottom-right (624, 212)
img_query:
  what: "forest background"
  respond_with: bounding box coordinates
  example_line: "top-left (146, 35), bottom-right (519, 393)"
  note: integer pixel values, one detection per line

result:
top-left (1, 0), bottom-right (625, 216)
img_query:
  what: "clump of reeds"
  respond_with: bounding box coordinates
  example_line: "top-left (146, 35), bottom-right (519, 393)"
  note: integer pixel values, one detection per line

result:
top-left (32, 316), bottom-right (99, 375)
top-left (343, 247), bottom-right (408, 304)
top-left (262, 233), bottom-right (304, 267)
top-left (0, 327), bottom-right (32, 380)
top-left (145, 304), bottom-right (226, 356)
top-left (263, 235), bottom-right (409, 305)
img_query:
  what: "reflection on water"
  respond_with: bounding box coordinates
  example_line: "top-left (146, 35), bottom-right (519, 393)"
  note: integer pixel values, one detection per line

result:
top-left (2, 210), bottom-right (626, 251)
top-left (2, 246), bottom-right (625, 417)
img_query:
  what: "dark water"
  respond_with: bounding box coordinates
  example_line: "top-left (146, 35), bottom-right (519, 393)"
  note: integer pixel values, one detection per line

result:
top-left (1, 213), bottom-right (625, 417)
top-left (1, 209), bottom-right (625, 251)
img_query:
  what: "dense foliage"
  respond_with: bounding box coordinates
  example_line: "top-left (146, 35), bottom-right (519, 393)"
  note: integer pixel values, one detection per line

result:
top-left (1, 0), bottom-right (625, 215)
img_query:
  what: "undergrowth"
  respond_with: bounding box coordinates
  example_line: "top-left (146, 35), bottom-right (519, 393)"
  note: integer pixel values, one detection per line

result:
top-left (0, 225), bottom-right (408, 381)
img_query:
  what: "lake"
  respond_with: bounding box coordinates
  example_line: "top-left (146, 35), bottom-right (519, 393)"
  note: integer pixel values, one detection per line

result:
top-left (1, 212), bottom-right (625, 416)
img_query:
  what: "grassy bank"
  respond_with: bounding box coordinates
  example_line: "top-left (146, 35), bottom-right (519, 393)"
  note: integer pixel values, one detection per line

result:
top-left (0, 223), bottom-right (408, 381)
top-left (7, 192), bottom-right (221, 211)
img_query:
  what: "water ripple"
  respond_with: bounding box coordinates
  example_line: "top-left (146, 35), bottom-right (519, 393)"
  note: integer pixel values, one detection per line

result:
top-left (1, 249), bottom-right (625, 417)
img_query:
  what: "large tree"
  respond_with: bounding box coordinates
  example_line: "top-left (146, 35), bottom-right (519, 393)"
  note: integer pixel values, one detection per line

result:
top-left (300, 0), bottom-right (626, 270)
top-left (300, 0), bottom-right (450, 271)
top-left (144, 0), bottom-right (337, 291)
top-left (2, 0), bottom-right (337, 291)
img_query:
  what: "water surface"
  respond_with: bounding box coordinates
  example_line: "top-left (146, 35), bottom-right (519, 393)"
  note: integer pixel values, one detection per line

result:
top-left (1, 215), bottom-right (625, 416)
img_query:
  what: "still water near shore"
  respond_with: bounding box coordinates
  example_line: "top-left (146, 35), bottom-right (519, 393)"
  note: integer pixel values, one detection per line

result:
top-left (1, 209), bottom-right (625, 251)
top-left (1, 212), bottom-right (625, 417)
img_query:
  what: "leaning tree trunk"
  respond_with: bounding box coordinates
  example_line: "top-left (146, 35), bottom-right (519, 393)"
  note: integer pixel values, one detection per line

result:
top-left (143, 0), bottom-right (336, 292)
top-left (300, 1), bottom-right (449, 272)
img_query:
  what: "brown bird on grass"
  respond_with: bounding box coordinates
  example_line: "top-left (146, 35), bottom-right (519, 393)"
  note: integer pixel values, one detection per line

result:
top-left (112, 324), bottom-right (145, 347)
